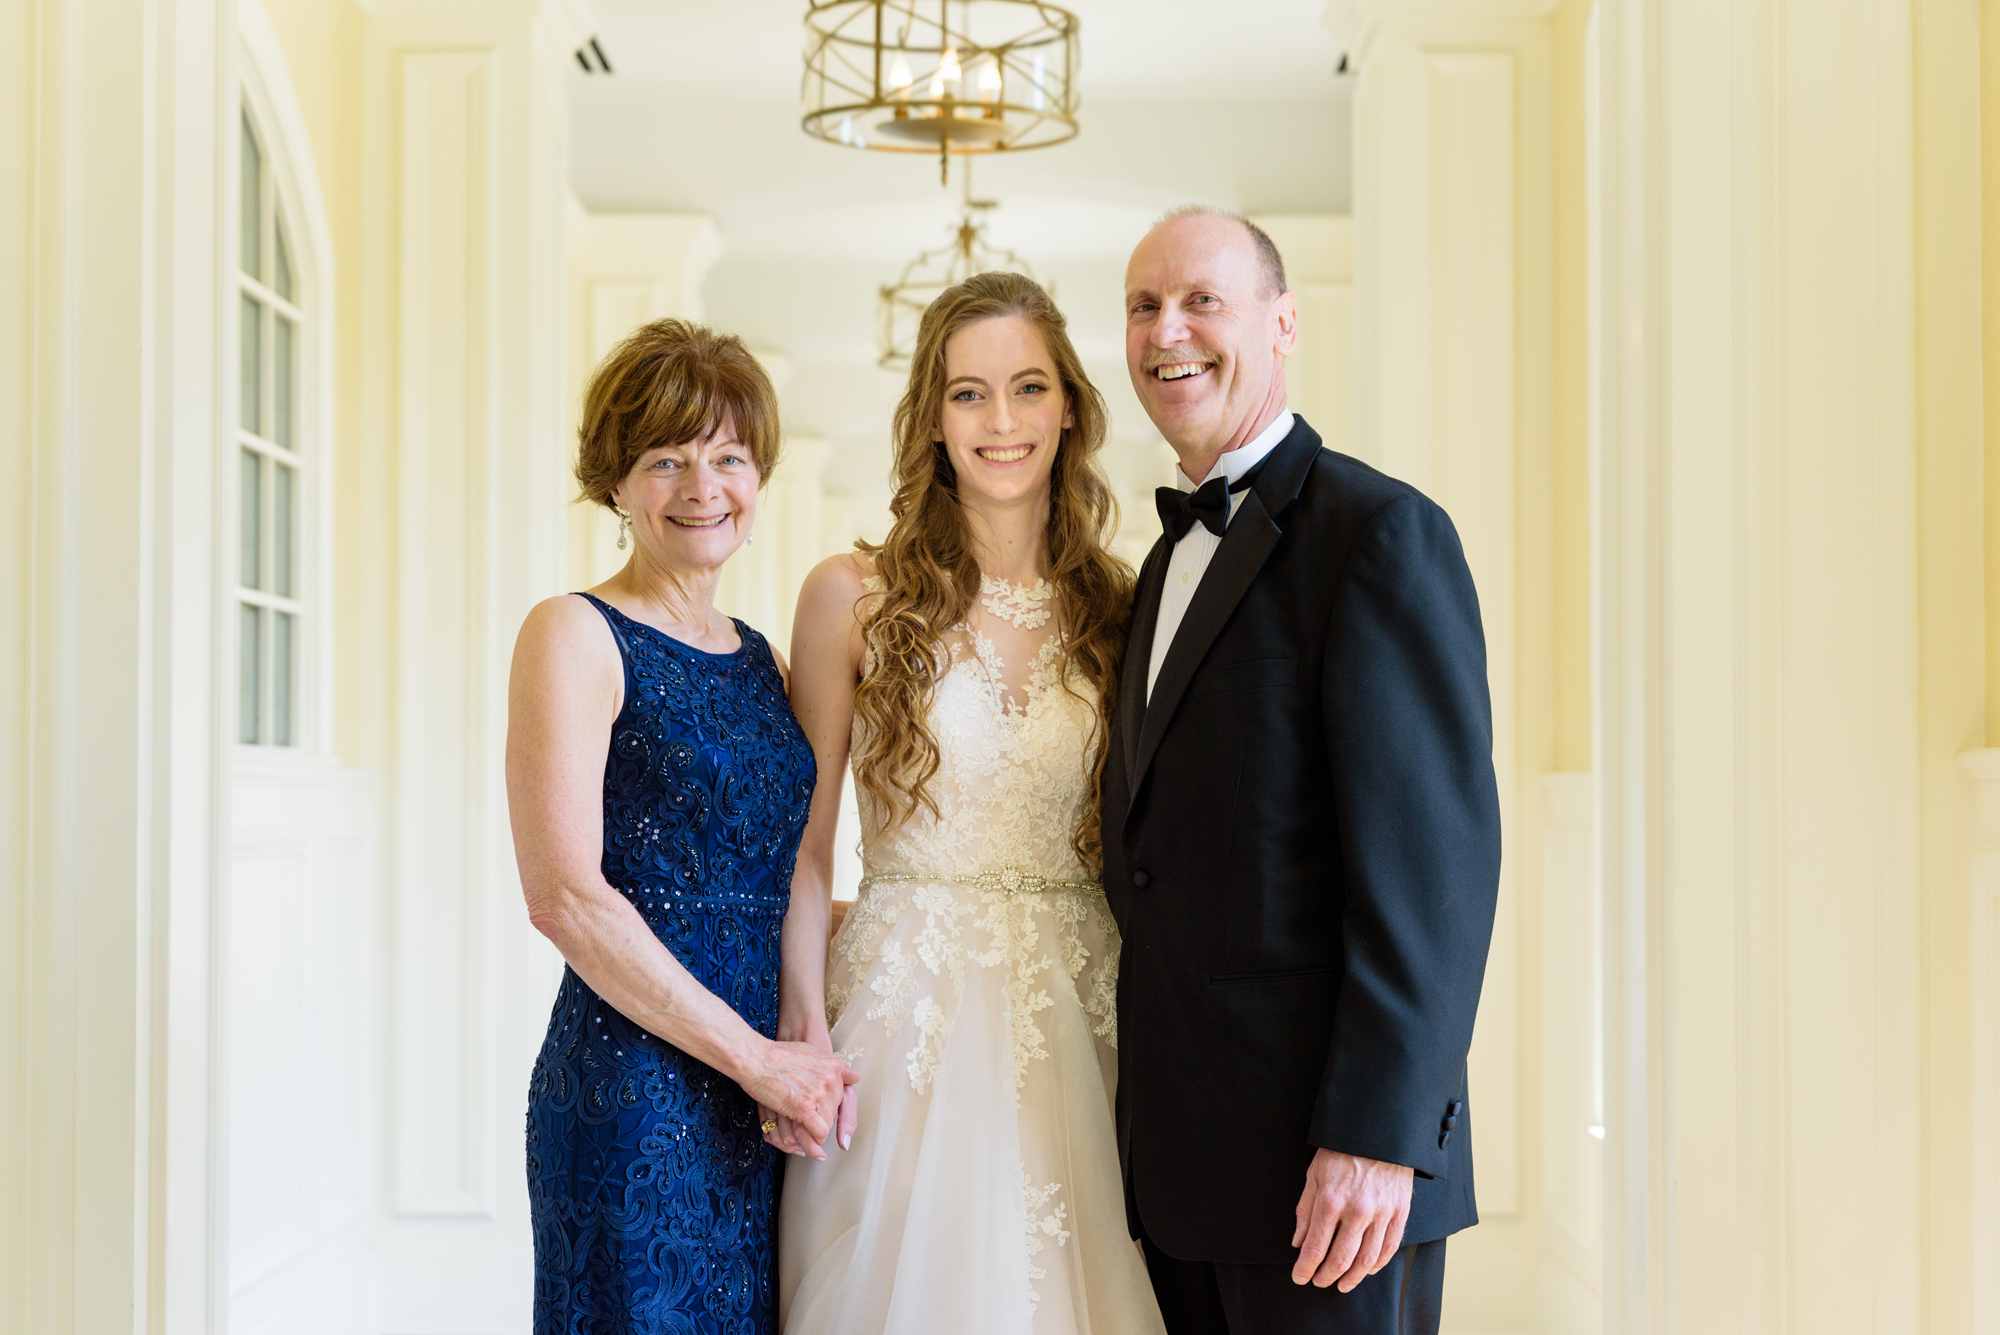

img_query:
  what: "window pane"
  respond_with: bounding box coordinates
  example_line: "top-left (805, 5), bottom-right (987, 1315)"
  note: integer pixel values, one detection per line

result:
top-left (241, 116), bottom-right (262, 280)
top-left (273, 612), bottom-right (294, 747)
top-left (273, 315), bottom-right (294, 450)
top-left (239, 603), bottom-right (262, 744)
top-left (275, 222), bottom-right (294, 302)
top-left (240, 449), bottom-right (263, 589)
top-left (240, 294), bottom-right (263, 433)
top-left (274, 462), bottom-right (295, 598)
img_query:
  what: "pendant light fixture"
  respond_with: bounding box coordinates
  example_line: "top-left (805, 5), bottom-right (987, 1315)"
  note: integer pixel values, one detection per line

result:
top-left (803, 0), bottom-right (1080, 185)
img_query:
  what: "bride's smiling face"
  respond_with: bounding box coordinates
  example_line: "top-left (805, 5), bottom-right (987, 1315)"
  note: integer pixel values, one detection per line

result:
top-left (934, 314), bottom-right (1073, 510)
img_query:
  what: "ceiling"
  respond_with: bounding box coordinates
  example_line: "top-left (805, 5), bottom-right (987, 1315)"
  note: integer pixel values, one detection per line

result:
top-left (575, 0), bottom-right (1350, 101)
top-left (565, 0), bottom-right (1353, 538)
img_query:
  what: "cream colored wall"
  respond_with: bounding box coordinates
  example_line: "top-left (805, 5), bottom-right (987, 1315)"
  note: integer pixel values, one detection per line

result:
top-left (1588, 0), bottom-right (1995, 1327)
top-left (1987, 0), bottom-right (2000, 747)
top-left (1343, 8), bottom-right (1564, 1327)
top-left (0, 0), bottom-right (32, 1327)
top-left (1915, 0), bottom-right (1988, 1327)
top-left (5, 1), bottom-right (236, 1330)
top-left (1249, 215), bottom-right (1355, 458)
top-left (1550, 0), bottom-right (1591, 776)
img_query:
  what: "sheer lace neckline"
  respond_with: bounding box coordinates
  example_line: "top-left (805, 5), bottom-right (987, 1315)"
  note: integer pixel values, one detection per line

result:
top-left (978, 574), bottom-right (1054, 631)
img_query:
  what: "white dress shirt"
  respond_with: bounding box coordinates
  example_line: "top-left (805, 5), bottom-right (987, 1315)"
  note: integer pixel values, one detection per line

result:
top-left (1146, 411), bottom-right (1296, 701)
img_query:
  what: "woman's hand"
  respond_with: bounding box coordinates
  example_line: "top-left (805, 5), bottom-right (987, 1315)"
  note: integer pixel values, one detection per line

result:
top-left (741, 1039), bottom-right (857, 1162)
top-left (759, 1018), bottom-right (859, 1158)
top-left (756, 1023), bottom-right (860, 1159)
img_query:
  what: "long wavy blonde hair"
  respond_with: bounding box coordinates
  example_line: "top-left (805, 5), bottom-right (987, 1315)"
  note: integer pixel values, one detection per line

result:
top-left (852, 271), bottom-right (1133, 872)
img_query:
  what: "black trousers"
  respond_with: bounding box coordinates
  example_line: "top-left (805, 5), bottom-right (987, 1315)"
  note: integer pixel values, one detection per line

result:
top-left (1140, 1231), bottom-right (1446, 1335)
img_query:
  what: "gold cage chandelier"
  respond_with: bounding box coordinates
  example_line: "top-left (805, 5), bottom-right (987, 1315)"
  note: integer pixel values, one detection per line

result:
top-left (878, 181), bottom-right (1040, 367)
top-left (803, 0), bottom-right (1081, 184)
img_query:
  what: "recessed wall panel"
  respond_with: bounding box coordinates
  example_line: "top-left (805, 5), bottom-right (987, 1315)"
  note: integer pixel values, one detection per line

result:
top-left (393, 46), bottom-right (498, 1219)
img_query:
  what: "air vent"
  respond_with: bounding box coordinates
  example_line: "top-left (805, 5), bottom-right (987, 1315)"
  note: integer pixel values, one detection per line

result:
top-left (574, 37), bottom-right (612, 75)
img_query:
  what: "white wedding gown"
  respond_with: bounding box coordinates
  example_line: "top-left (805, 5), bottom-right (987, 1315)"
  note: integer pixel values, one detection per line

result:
top-left (778, 576), bottom-right (1167, 1335)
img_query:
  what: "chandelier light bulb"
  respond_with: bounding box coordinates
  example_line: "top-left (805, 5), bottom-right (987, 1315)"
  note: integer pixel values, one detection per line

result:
top-left (800, 1), bottom-right (1078, 164)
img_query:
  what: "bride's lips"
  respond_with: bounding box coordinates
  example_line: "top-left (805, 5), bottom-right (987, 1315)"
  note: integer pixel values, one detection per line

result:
top-left (974, 443), bottom-right (1036, 465)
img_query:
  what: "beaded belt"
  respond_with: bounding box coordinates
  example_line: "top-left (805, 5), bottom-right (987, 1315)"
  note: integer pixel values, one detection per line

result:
top-left (856, 865), bottom-right (1102, 897)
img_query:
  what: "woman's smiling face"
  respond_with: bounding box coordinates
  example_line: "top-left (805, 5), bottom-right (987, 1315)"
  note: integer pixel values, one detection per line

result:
top-left (613, 418), bottom-right (760, 574)
top-left (934, 314), bottom-right (1073, 511)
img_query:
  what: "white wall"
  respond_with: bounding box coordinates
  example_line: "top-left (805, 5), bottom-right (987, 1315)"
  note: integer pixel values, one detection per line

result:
top-left (227, 756), bottom-right (381, 1335)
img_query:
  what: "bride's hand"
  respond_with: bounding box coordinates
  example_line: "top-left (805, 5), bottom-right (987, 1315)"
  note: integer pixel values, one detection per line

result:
top-left (741, 1039), bottom-right (856, 1162)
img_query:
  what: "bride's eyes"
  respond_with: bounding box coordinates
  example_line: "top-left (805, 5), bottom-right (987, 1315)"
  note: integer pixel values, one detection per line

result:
top-left (950, 381), bottom-right (1046, 402)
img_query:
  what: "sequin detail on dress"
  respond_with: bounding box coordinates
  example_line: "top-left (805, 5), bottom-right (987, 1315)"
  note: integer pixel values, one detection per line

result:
top-left (527, 593), bottom-right (816, 1335)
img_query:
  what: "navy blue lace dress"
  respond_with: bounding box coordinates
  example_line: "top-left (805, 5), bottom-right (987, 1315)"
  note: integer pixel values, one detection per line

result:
top-left (528, 593), bottom-right (816, 1335)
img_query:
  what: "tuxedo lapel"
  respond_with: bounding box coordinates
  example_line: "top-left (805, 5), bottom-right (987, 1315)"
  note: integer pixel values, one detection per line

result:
top-left (1129, 491), bottom-right (1281, 808)
top-left (1119, 539), bottom-right (1170, 780)
top-left (1125, 417), bottom-right (1324, 817)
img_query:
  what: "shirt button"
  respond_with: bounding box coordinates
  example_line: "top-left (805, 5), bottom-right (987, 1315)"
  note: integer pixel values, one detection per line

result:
top-left (1180, 571), bottom-right (1190, 584)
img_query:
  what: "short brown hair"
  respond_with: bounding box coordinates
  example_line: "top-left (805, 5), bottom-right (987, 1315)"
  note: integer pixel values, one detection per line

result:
top-left (575, 318), bottom-right (782, 509)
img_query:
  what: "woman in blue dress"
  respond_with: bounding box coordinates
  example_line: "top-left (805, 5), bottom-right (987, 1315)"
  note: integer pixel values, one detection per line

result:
top-left (508, 318), bottom-right (857, 1335)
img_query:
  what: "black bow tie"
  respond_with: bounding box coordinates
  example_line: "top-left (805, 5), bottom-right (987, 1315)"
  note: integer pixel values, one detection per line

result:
top-left (1156, 469), bottom-right (1259, 543)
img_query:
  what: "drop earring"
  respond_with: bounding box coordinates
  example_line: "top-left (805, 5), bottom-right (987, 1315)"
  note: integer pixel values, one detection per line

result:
top-left (616, 508), bottom-right (630, 551)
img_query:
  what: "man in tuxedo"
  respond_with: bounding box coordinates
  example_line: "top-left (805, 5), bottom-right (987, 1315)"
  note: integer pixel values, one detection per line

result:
top-left (1102, 207), bottom-right (1502, 1335)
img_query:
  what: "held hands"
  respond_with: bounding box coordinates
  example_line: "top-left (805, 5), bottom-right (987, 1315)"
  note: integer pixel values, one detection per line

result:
top-left (742, 1037), bottom-right (857, 1163)
top-left (1290, 1148), bottom-right (1415, 1292)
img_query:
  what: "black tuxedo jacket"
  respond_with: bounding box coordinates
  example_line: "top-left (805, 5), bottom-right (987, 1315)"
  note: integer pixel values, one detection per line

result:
top-left (1103, 416), bottom-right (1501, 1264)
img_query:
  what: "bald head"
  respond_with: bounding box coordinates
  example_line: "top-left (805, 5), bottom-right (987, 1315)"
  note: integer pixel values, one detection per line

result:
top-left (1124, 207), bottom-right (1299, 475)
top-left (1151, 206), bottom-right (1288, 300)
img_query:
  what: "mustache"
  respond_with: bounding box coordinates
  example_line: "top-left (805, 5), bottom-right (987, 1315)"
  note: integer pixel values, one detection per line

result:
top-left (1142, 344), bottom-right (1218, 373)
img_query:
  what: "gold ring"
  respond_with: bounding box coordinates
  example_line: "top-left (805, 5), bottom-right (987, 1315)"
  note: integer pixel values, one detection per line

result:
top-left (760, 1119), bottom-right (778, 1136)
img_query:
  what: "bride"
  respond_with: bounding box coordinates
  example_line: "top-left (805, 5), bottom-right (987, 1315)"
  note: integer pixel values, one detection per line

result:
top-left (771, 271), bottom-right (1167, 1335)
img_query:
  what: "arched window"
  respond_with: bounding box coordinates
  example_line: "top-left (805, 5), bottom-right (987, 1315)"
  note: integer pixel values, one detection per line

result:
top-left (234, 106), bottom-right (307, 747)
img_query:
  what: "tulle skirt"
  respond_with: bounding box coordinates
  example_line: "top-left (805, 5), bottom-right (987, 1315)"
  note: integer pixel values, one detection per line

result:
top-left (778, 878), bottom-right (1167, 1335)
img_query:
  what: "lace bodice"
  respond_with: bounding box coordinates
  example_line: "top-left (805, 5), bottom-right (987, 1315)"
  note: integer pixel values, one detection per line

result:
top-left (853, 575), bottom-right (1097, 886)
top-left (790, 578), bottom-right (1149, 1335)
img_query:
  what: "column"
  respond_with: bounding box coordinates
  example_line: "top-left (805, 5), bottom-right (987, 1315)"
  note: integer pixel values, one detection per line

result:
top-left (1589, 0), bottom-right (1969, 1328)
top-left (1336, 3), bottom-right (1558, 1329)
top-left (3, 0), bottom-right (233, 1331)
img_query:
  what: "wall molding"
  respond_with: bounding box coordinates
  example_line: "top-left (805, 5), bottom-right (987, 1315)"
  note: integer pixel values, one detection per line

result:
top-left (1963, 749), bottom-right (2000, 1335)
top-left (389, 42), bottom-right (503, 1221)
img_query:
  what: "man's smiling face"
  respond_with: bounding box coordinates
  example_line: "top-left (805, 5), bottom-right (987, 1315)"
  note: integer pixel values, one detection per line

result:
top-left (1124, 211), bottom-right (1295, 472)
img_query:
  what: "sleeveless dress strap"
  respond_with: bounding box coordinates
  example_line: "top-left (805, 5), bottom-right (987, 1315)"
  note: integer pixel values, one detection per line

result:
top-left (574, 592), bottom-right (638, 713)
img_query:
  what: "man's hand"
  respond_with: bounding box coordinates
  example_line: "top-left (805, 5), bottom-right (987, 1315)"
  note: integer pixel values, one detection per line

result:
top-left (1290, 1148), bottom-right (1414, 1291)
